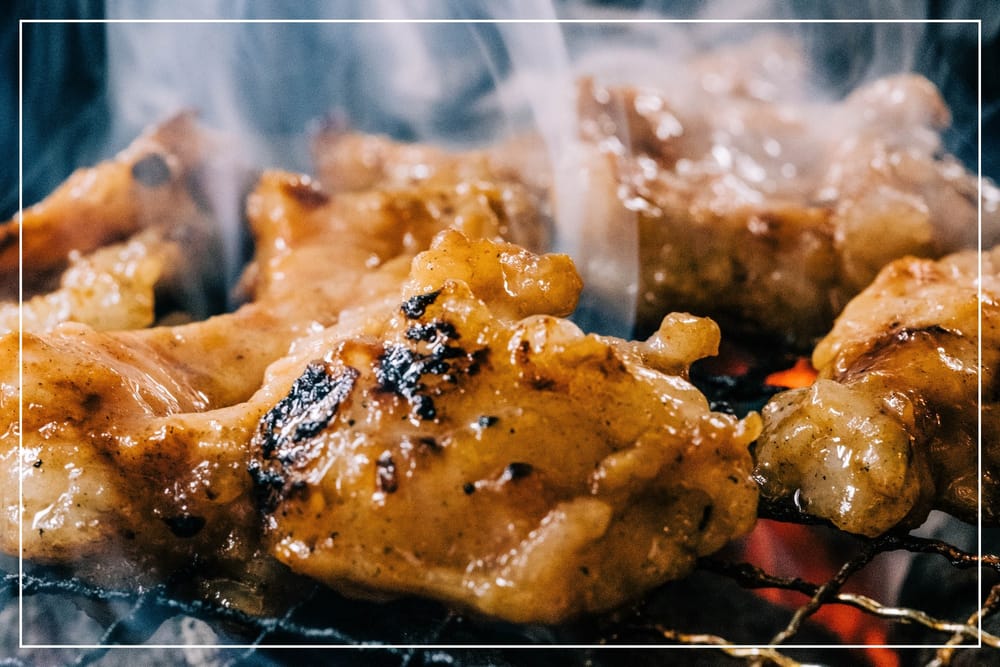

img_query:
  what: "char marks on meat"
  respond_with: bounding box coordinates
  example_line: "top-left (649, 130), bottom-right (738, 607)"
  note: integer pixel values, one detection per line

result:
top-left (247, 231), bottom-right (761, 623)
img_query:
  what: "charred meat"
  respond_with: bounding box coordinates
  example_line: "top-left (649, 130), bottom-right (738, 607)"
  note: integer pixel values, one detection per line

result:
top-left (3, 229), bottom-right (759, 623)
top-left (248, 230), bottom-right (761, 623)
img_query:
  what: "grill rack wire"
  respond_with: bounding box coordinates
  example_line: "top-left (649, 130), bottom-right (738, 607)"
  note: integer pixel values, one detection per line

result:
top-left (2, 495), bottom-right (997, 666)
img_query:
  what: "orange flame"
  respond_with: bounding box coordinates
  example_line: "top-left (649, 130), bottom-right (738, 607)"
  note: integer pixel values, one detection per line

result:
top-left (742, 521), bottom-right (900, 667)
top-left (765, 357), bottom-right (818, 388)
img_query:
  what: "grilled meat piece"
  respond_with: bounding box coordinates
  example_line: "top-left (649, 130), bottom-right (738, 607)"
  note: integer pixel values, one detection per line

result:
top-left (3, 228), bottom-right (759, 622)
top-left (5, 324), bottom-right (268, 589)
top-left (1, 113), bottom-right (225, 312)
top-left (11, 161), bottom-right (547, 409)
top-left (753, 247), bottom-right (999, 536)
top-left (2, 162), bottom-right (551, 595)
top-left (582, 70), bottom-right (998, 346)
top-left (313, 40), bottom-right (997, 346)
top-left (312, 129), bottom-right (552, 254)
top-left (250, 230), bottom-right (761, 623)
top-left (0, 229), bottom-right (183, 333)
top-left (7, 147), bottom-right (757, 621)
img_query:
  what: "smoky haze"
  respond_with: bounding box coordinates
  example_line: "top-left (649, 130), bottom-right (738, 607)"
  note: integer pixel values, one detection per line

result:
top-left (10, 2), bottom-right (995, 206)
top-left (7, 1), bottom-right (996, 333)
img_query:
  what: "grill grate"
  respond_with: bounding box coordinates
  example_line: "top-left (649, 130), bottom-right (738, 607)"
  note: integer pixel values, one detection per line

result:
top-left (3, 518), bottom-right (997, 666)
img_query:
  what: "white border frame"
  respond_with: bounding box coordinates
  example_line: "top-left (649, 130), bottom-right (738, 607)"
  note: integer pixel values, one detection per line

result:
top-left (15, 15), bottom-right (985, 659)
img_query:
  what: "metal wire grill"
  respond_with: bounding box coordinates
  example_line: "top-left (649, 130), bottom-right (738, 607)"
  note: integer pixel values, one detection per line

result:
top-left (2, 527), bottom-right (997, 667)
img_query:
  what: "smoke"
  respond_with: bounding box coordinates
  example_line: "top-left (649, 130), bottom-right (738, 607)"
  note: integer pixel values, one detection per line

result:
top-left (12, 2), bottom-right (994, 333)
top-left (11, 8), bottom-right (110, 219)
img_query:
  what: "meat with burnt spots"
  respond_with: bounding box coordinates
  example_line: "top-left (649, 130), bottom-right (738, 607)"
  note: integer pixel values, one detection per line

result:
top-left (3, 133), bottom-right (760, 622)
top-left (1, 146), bottom-right (553, 599)
top-left (248, 230), bottom-right (760, 623)
top-left (2, 227), bottom-right (760, 623)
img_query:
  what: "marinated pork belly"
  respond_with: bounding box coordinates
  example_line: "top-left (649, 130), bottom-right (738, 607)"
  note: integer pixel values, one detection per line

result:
top-left (753, 247), bottom-right (999, 536)
top-left (249, 230), bottom-right (761, 623)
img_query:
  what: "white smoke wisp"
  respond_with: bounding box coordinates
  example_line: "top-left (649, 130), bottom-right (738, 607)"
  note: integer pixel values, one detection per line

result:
top-left (96, 2), bottom-right (984, 334)
top-left (98, 2), bottom-right (640, 332)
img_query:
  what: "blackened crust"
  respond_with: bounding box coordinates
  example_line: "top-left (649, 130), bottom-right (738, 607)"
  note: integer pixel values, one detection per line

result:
top-left (375, 319), bottom-right (482, 421)
top-left (400, 291), bottom-right (440, 319)
top-left (249, 362), bottom-right (359, 513)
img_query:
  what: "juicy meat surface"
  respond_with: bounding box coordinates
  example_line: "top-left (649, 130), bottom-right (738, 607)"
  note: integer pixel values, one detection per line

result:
top-left (248, 231), bottom-right (761, 623)
top-left (11, 155), bottom-right (550, 409)
top-left (580, 65), bottom-right (998, 345)
top-left (1, 113), bottom-right (225, 307)
top-left (311, 129), bottom-right (552, 254)
top-left (753, 247), bottom-right (999, 536)
top-left (5, 325), bottom-right (267, 588)
top-left (3, 230), bottom-right (759, 622)
top-left (3, 140), bottom-right (760, 621)
top-left (312, 39), bottom-right (997, 346)
top-left (2, 153), bottom-right (552, 595)
top-left (0, 230), bottom-right (182, 334)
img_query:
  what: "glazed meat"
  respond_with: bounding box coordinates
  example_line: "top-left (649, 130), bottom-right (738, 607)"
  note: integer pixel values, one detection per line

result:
top-left (10, 34), bottom-right (988, 628)
top-left (249, 230), bottom-right (761, 623)
top-left (8, 147), bottom-right (548, 408)
top-left (753, 247), bottom-right (999, 536)
top-left (0, 230), bottom-right (186, 334)
top-left (311, 129), bottom-right (552, 254)
top-left (3, 163), bottom-right (551, 587)
top-left (579, 66), bottom-right (998, 345)
top-left (3, 228), bottom-right (760, 622)
top-left (1, 113), bottom-right (225, 312)
top-left (5, 324), bottom-right (269, 591)
top-left (3, 133), bottom-right (762, 622)
top-left (312, 40), bottom-right (997, 346)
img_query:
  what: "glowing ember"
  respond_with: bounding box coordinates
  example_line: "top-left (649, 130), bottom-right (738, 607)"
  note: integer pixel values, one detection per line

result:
top-left (742, 521), bottom-right (900, 667)
top-left (765, 356), bottom-right (817, 388)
